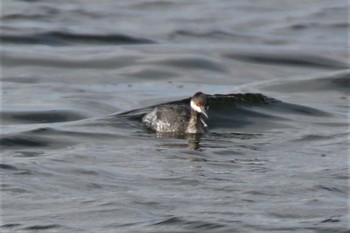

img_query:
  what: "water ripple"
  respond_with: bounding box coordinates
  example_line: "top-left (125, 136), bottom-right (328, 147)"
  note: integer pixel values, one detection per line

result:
top-left (2, 110), bottom-right (86, 124)
top-left (0, 31), bottom-right (155, 46)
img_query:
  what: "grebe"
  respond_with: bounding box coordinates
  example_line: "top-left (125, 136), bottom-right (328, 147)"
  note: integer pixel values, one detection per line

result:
top-left (142, 92), bottom-right (208, 134)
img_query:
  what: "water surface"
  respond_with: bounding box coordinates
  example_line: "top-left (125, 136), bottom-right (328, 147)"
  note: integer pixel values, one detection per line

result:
top-left (1, 0), bottom-right (349, 232)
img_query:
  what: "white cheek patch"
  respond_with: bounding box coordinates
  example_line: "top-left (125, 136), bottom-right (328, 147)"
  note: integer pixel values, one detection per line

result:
top-left (191, 100), bottom-right (202, 113)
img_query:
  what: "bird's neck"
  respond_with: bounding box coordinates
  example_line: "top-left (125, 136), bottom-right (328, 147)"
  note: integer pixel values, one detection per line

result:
top-left (186, 109), bottom-right (203, 134)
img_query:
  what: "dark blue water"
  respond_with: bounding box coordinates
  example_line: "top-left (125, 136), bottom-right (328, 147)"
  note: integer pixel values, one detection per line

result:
top-left (1, 0), bottom-right (349, 232)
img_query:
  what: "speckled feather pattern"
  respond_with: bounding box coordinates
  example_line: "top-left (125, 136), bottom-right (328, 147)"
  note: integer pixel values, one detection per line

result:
top-left (142, 104), bottom-right (206, 134)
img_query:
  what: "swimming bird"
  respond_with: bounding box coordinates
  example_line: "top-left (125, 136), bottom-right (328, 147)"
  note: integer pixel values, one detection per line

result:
top-left (142, 92), bottom-right (208, 134)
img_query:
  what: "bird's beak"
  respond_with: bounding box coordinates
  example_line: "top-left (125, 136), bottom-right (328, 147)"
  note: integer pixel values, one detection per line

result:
top-left (200, 106), bottom-right (208, 119)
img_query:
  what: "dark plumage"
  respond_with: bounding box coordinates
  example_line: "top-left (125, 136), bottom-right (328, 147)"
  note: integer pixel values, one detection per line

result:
top-left (143, 92), bottom-right (208, 134)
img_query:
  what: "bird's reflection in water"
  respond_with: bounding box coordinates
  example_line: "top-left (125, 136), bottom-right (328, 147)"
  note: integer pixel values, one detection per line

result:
top-left (186, 133), bottom-right (202, 150)
top-left (154, 133), bottom-right (203, 150)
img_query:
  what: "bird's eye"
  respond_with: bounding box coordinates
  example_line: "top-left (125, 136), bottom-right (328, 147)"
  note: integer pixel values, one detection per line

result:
top-left (196, 103), bottom-right (201, 107)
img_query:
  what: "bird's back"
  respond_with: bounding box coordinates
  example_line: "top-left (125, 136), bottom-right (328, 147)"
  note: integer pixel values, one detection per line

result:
top-left (142, 105), bottom-right (191, 134)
